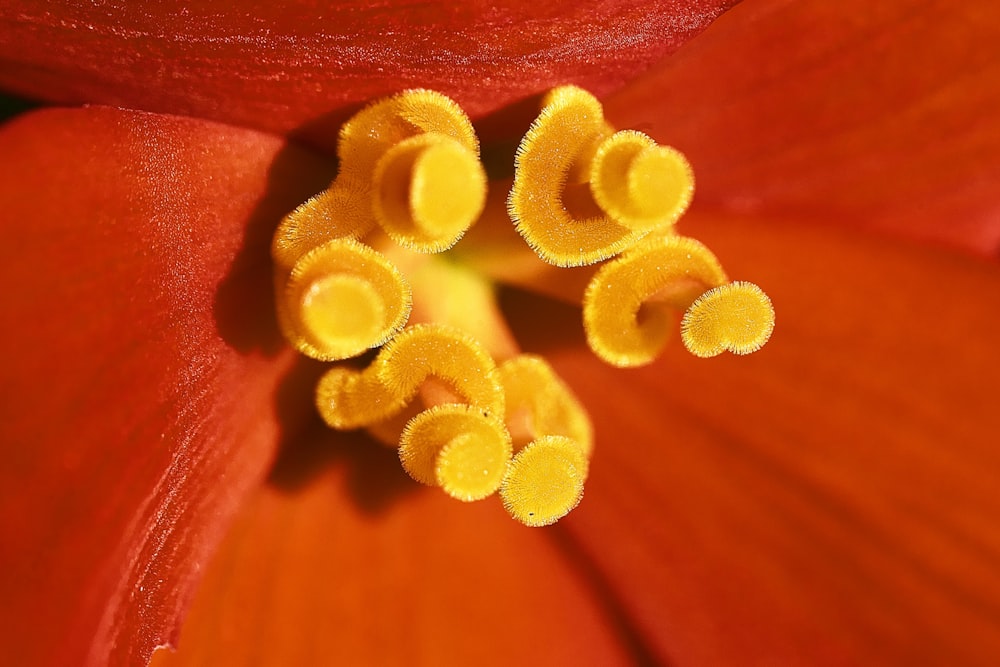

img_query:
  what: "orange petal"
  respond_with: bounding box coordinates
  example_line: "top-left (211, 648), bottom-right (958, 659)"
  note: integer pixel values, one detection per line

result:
top-left (605, 0), bottom-right (1000, 256)
top-left (0, 0), bottom-right (739, 149)
top-left (151, 429), bottom-right (645, 666)
top-left (508, 213), bottom-right (1000, 664)
top-left (0, 107), bottom-right (333, 667)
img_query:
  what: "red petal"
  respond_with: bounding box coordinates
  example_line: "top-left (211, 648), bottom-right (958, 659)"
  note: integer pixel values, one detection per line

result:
top-left (515, 214), bottom-right (1000, 664)
top-left (150, 429), bottom-right (644, 666)
top-left (605, 0), bottom-right (1000, 257)
top-left (0, 0), bottom-right (738, 149)
top-left (0, 108), bottom-right (334, 667)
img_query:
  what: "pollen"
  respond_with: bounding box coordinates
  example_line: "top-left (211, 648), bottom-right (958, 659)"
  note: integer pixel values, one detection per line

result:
top-left (681, 281), bottom-right (776, 358)
top-left (507, 86), bottom-right (694, 266)
top-left (338, 89), bottom-right (486, 252)
top-left (271, 184), bottom-right (371, 275)
top-left (373, 133), bottom-right (487, 252)
top-left (272, 87), bottom-right (773, 528)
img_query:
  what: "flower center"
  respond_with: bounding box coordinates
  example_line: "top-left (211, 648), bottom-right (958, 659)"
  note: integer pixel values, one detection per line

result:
top-left (272, 87), bottom-right (774, 526)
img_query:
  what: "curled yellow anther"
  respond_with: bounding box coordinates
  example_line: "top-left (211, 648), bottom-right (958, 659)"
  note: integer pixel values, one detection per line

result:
top-left (271, 181), bottom-right (372, 274)
top-left (583, 235), bottom-right (728, 367)
top-left (499, 355), bottom-right (593, 458)
top-left (681, 281), bottom-right (775, 358)
top-left (316, 323), bottom-right (504, 430)
top-left (399, 404), bottom-right (512, 501)
top-left (315, 366), bottom-right (398, 431)
top-left (274, 89), bottom-right (486, 275)
top-left (376, 324), bottom-right (504, 415)
top-left (508, 86), bottom-right (633, 267)
top-left (372, 133), bottom-right (486, 252)
top-left (340, 89), bottom-right (486, 252)
top-left (589, 130), bottom-right (694, 233)
top-left (278, 238), bottom-right (411, 361)
top-left (508, 86), bottom-right (692, 267)
top-left (339, 89), bottom-right (481, 182)
top-left (500, 435), bottom-right (587, 527)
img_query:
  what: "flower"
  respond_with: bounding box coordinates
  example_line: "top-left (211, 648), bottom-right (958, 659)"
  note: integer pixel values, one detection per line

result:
top-left (1, 1), bottom-right (1000, 666)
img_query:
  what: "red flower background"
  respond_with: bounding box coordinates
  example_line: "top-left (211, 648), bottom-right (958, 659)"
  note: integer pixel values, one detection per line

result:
top-left (1, 0), bottom-right (999, 665)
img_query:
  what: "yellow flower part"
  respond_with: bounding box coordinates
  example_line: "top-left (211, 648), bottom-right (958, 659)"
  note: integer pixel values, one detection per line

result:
top-left (272, 87), bottom-right (773, 526)
top-left (499, 355), bottom-right (593, 457)
top-left (271, 183), bottom-right (372, 275)
top-left (315, 323), bottom-right (504, 430)
top-left (681, 281), bottom-right (776, 358)
top-left (582, 235), bottom-right (727, 367)
top-left (500, 436), bottom-right (588, 527)
top-left (372, 133), bottom-right (487, 253)
top-left (399, 404), bottom-right (513, 502)
top-left (272, 89), bottom-right (488, 361)
top-left (277, 238), bottom-right (411, 362)
top-left (507, 85), bottom-right (694, 266)
top-left (338, 89), bottom-right (486, 252)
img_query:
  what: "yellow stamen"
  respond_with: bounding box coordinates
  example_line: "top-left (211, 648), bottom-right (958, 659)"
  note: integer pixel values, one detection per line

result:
top-left (681, 281), bottom-right (776, 358)
top-left (589, 130), bottom-right (694, 233)
top-left (499, 355), bottom-right (593, 457)
top-left (500, 436), bottom-right (588, 527)
top-left (582, 235), bottom-right (726, 367)
top-left (278, 238), bottom-right (411, 361)
top-left (399, 404), bottom-right (512, 501)
top-left (373, 133), bottom-right (487, 252)
top-left (271, 182), bottom-right (372, 275)
top-left (315, 323), bottom-right (504, 430)
top-left (339, 89), bottom-right (486, 251)
top-left (507, 86), bottom-right (693, 266)
top-left (337, 89), bottom-right (480, 180)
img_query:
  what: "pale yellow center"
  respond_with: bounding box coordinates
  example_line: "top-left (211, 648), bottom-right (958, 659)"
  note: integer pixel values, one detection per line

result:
top-left (300, 274), bottom-right (385, 353)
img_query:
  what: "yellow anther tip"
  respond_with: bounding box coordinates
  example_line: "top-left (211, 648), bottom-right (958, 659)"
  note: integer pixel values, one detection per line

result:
top-left (681, 281), bottom-right (775, 358)
top-left (435, 432), bottom-right (511, 502)
top-left (500, 436), bottom-right (587, 527)
top-left (373, 133), bottom-right (487, 253)
top-left (282, 239), bottom-right (411, 361)
top-left (315, 367), bottom-right (367, 430)
top-left (315, 323), bottom-right (506, 433)
top-left (590, 130), bottom-right (694, 232)
top-left (399, 404), bottom-right (512, 501)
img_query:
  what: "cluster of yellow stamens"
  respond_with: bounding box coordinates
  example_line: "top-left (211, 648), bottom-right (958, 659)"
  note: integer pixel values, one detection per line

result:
top-left (273, 90), bottom-right (486, 361)
top-left (509, 86), bottom-right (774, 366)
top-left (272, 86), bottom-right (774, 526)
top-left (313, 324), bottom-right (591, 524)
